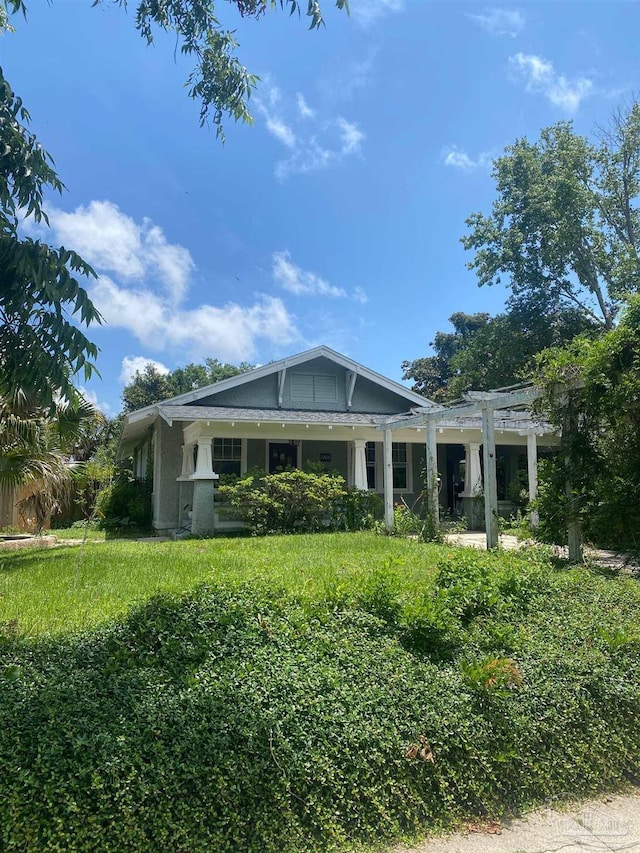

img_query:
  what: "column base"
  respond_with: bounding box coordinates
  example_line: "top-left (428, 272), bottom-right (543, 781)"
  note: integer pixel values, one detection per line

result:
top-left (462, 496), bottom-right (485, 531)
top-left (191, 479), bottom-right (216, 537)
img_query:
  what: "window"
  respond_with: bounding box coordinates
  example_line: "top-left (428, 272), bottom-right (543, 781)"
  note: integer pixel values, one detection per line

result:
top-left (212, 438), bottom-right (242, 476)
top-left (392, 443), bottom-right (408, 490)
top-left (290, 373), bottom-right (337, 403)
top-left (365, 442), bottom-right (410, 491)
top-left (366, 441), bottom-right (377, 489)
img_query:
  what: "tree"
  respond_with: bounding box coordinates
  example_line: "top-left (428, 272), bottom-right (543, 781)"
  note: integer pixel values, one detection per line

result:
top-left (0, 67), bottom-right (101, 409)
top-left (4, 0), bottom-right (348, 138)
top-left (122, 366), bottom-right (176, 413)
top-left (402, 312), bottom-right (491, 401)
top-left (170, 358), bottom-right (254, 395)
top-left (533, 295), bottom-right (640, 551)
top-left (463, 103), bottom-right (640, 332)
top-left (121, 359), bottom-right (253, 412)
top-left (0, 389), bottom-right (101, 532)
top-left (0, 0), bottom-right (345, 407)
top-left (402, 308), bottom-right (594, 402)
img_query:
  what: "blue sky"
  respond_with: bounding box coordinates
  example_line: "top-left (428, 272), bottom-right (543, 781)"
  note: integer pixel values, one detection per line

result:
top-left (4, 0), bottom-right (638, 413)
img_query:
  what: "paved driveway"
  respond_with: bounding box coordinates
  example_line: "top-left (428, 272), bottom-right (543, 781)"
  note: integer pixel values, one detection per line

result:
top-left (393, 791), bottom-right (640, 853)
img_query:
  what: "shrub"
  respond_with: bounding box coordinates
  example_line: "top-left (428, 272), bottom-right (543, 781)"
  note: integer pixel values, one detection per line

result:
top-left (331, 488), bottom-right (383, 531)
top-left (219, 470), bottom-right (346, 534)
top-left (219, 471), bottom-right (382, 535)
top-left (96, 473), bottom-right (152, 532)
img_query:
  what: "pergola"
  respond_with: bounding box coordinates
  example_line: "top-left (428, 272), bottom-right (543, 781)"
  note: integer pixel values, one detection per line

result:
top-left (378, 385), bottom-right (565, 552)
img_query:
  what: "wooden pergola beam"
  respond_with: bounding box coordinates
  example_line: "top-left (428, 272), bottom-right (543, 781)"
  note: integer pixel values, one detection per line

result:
top-left (378, 384), bottom-right (549, 549)
top-left (381, 386), bottom-right (544, 432)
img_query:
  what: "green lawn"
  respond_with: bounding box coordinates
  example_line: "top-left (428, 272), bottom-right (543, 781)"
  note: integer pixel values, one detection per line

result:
top-left (0, 532), bottom-right (449, 636)
top-left (2, 533), bottom-right (640, 853)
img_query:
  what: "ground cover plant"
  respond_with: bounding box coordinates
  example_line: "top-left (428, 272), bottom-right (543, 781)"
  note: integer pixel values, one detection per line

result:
top-left (1, 535), bottom-right (639, 852)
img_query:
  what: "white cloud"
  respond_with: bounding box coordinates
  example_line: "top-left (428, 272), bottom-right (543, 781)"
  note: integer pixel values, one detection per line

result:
top-left (272, 252), bottom-right (368, 304)
top-left (119, 356), bottom-right (170, 385)
top-left (272, 251), bottom-right (347, 298)
top-left (443, 147), bottom-right (494, 171)
top-left (47, 200), bottom-right (195, 303)
top-left (350, 0), bottom-right (404, 26)
top-left (509, 53), bottom-right (594, 113)
top-left (264, 116), bottom-right (297, 148)
top-left (275, 140), bottom-right (334, 180)
top-left (296, 93), bottom-right (315, 119)
top-left (469, 8), bottom-right (525, 37)
top-left (90, 276), bottom-right (299, 362)
top-left (43, 202), bottom-right (301, 363)
top-left (337, 117), bottom-right (365, 155)
top-left (256, 82), bottom-right (365, 179)
top-left (352, 287), bottom-right (369, 305)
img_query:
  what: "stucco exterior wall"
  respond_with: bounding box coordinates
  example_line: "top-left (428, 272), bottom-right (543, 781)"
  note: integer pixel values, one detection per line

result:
top-left (152, 420), bottom-right (183, 531)
top-left (300, 439), bottom-right (349, 477)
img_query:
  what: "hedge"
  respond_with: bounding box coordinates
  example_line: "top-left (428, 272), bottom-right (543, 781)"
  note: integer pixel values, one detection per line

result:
top-left (1, 550), bottom-right (639, 851)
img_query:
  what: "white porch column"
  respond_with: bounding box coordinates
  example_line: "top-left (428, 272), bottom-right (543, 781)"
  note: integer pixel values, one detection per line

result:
top-left (191, 437), bottom-right (217, 480)
top-left (178, 443), bottom-right (196, 480)
top-left (425, 420), bottom-right (439, 532)
top-left (383, 429), bottom-right (394, 532)
top-left (481, 407), bottom-right (499, 549)
top-left (460, 443), bottom-right (482, 497)
top-left (353, 440), bottom-right (368, 491)
top-left (526, 431), bottom-right (539, 529)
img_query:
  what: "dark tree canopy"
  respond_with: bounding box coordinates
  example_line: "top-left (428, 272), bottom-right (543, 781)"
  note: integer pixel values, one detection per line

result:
top-left (402, 308), bottom-right (595, 403)
top-left (533, 295), bottom-right (640, 550)
top-left (121, 359), bottom-right (253, 412)
top-left (463, 103), bottom-right (640, 331)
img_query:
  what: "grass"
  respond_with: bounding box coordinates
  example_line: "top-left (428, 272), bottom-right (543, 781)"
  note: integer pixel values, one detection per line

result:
top-left (0, 531), bottom-right (449, 637)
top-left (2, 534), bottom-right (640, 852)
top-left (49, 526), bottom-right (108, 540)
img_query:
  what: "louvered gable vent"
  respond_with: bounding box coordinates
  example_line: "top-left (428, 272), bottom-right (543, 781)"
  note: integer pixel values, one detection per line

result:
top-left (314, 375), bottom-right (337, 402)
top-left (290, 374), bottom-right (314, 402)
top-left (290, 373), bottom-right (337, 403)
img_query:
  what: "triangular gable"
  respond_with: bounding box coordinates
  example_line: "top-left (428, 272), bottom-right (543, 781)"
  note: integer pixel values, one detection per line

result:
top-left (127, 346), bottom-right (434, 415)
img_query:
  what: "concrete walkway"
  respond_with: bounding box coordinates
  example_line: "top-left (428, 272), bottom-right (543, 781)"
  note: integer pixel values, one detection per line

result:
top-left (394, 790), bottom-right (640, 852)
top-left (443, 532), bottom-right (639, 571)
top-left (444, 532), bottom-right (522, 551)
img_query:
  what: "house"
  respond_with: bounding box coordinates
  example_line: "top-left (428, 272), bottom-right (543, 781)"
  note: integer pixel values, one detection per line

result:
top-left (118, 346), bottom-right (556, 536)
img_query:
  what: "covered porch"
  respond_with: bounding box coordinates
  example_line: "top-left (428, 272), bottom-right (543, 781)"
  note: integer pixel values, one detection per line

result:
top-left (145, 400), bottom-right (555, 539)
top-left (382, 387), bottom-right (556, 548)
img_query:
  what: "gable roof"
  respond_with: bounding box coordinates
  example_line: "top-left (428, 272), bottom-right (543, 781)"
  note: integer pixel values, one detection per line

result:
top-left (126, 346), bottom-right (434, 420)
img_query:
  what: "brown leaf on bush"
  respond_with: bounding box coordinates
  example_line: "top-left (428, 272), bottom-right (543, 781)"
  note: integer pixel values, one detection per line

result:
top-left (404, 735), bottom-right (435, 762)
top-left (419, 744), bottom-right (434, 763)
top-left (404, 743), bottom-right (418, 760)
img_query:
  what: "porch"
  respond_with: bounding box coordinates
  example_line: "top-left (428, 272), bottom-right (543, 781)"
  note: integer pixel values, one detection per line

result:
top-left (146, 408), bottom-right (553, 536)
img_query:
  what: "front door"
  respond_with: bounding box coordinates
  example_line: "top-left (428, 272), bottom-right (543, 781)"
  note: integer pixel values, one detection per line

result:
top-left (268, 442), bottom-right (298, 473)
